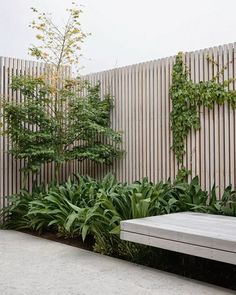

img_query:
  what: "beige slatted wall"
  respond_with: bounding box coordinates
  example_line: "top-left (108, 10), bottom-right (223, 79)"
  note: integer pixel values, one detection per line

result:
top-left (83, 43), bottom-right (236, 196)
top-left (1, 42), bottom-right (236, 211)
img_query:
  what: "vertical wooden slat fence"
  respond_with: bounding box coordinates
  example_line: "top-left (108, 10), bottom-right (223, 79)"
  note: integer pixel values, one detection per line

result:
top-left (1, 42), bottom-right (236, 212)
top-left (83, 42), bottom-right (236, 196)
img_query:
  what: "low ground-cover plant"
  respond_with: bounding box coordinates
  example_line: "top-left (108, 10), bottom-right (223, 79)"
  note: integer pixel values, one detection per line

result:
top-left (1, 174), bottom-right (236, 261)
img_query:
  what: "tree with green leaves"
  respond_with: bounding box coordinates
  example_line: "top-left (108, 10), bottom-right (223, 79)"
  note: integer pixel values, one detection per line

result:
top-left (1, 3), bottom-right (123, 184)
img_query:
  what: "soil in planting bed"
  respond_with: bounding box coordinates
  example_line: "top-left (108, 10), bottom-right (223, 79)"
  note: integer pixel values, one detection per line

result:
top-left (20, 229), bottom-right (94, 252)
top-left (20, 230), bottom-right (236, 291)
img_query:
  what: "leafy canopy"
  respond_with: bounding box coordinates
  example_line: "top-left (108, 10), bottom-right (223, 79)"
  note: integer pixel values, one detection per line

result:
top-left (4, 80), bottom-right (122, 173)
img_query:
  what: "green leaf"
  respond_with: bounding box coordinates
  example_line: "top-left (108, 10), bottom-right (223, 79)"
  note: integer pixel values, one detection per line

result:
top-left (82, 224), bottom-right (89, 241)
top-left (109, 225), bottom-right (120, 235)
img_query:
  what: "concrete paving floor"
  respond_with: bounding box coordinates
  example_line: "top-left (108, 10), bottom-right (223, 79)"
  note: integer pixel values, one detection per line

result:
top-left (0, 230), bottom-right (235, 295)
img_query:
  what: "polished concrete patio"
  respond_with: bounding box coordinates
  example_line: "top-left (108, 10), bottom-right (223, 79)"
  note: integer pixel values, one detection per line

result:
top-left (0, 230), bottom-right (234, 295)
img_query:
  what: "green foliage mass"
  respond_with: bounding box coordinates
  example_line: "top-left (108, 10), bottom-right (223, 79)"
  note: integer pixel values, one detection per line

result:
top-left (2, 78), bottom-right (122, 178)
top-left (1, 174), bottom-right (236, 260)
top-left (170, 52), bottom-right (236, 165)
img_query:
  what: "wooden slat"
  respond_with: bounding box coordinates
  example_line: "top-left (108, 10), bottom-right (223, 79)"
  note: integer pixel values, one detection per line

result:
top-left (134, 64), bottom-right (140, 181)
top-left (213, 46), bottom-right (220, 197)
top-left (233, 43), bottom-right (236, 189)
top-left (127, 66), bottom-right (133, 183)
top-left (149, 61), bottom-right (154, 182)
top-left (141, 63), bottom-right (146, 179)
top-left (193, 51), bottom-right (200, 180)
top-left (0, 57), bottom-right (4, 206)
top-left (161, 59), bottom-right (166, 179)
top-left (204, 49), bottom-right (210, 192)
top-left (137, 63), bottom-right (143, 180)
top-left (223, 44), bottom-right (230, 188)
top-left (185, 52), bottom-right (191, 172)
top-left (124, 67), bottom-right (128, 182)
top-left (165, 58), bottom-right (170, 180)
top-left (153, 61), bottom-right (158, 181)
top-left (168, 57), bottom-right (175, 180)
top-left (3, 57), bottom-right (9, 199)
top-left (157, 59), bottom-right (162, 180)
top-left (228, 44), bottom-right (234, 188)
top-left (218, 46), bottom-right (225, 197)
top-left (199, 50), bottom-right (205, 189)
top-left (145, 62), bottom-right (150, 180)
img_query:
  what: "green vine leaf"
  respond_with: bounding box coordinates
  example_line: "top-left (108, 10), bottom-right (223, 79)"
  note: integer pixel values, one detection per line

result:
top-left (170, 52), bottom-right (236, 167)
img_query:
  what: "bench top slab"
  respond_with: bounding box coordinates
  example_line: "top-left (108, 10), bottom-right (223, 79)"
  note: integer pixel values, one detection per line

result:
top-left (120, 212), bottom-right (236, 253)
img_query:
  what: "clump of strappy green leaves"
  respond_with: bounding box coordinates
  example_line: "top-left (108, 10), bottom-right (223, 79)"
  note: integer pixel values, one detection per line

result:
top-left (1, 174), bottom-right (235, 260)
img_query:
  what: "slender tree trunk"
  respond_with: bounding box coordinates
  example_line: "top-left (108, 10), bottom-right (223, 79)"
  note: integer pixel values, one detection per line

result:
top-left (55, 162), bottom-right (61, 185)
top-left (22, 172), bottom-right (28, 189)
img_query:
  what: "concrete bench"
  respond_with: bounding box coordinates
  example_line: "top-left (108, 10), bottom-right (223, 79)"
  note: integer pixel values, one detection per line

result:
top-left (120, 212), bottom-right (236, 265)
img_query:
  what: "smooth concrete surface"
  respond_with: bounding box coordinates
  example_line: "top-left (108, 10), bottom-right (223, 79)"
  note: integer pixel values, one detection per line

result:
top-left (0, 230), bottom-right (235, 295)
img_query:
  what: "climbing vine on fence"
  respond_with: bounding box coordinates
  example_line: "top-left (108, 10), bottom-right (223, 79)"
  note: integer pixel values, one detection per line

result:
top-left (170, 52), bottom-right (236, 166)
